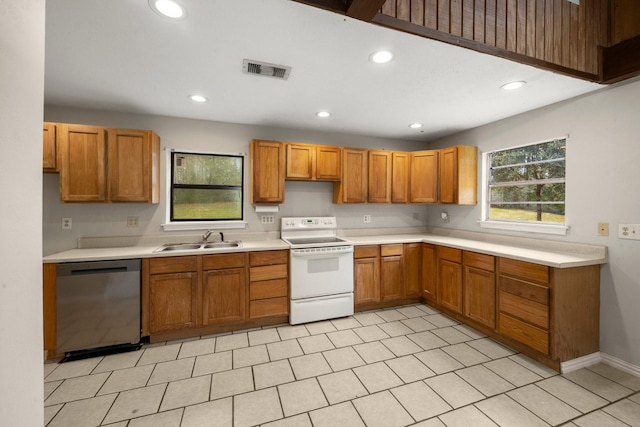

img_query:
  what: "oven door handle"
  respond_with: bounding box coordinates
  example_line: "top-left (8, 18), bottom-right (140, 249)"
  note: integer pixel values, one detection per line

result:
top-left (290, 249), bottom-right (353, 259)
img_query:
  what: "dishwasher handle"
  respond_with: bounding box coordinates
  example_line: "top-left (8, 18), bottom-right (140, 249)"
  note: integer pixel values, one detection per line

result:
top-left (57, 259), bottom-right (141, 277)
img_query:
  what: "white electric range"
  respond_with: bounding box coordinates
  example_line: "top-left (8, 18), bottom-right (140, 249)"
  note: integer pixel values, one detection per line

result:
top-left (280, 217), bottom-right (354, 325)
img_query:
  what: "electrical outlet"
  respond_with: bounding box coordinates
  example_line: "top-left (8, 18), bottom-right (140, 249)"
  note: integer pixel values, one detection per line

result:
top-left (363, 214), bottom-right (371, 223)
top-left (597, 222), bottom-right (609, 236)
top-left (127, 216), bottom-right (139, 228)
top-left (261, 215), bottom-right (275, 224)
top-left (618, 224), bottom-right (640, 240)
top-left (62, 218), bottom-right (72, 229)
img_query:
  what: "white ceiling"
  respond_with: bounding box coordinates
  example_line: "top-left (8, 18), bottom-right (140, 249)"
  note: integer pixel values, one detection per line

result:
top-left (44, 0), bottom-right (603, 142)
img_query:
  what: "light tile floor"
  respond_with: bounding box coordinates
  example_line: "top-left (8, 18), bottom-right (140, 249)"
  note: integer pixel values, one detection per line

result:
top-left (44, 303), bottom-right (640, 427)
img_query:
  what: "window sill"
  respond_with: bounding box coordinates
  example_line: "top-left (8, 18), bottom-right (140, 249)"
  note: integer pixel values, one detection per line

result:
top-left (478, 220), bottom-right (569, 236)
top-left (162, 221), bottom-right (247, 232)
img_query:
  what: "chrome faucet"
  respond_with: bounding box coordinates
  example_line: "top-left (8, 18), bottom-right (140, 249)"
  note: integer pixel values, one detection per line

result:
top-left (202, 230), bottom-right (213, 242)
top-left (219, 231), bottom-right (224, 242)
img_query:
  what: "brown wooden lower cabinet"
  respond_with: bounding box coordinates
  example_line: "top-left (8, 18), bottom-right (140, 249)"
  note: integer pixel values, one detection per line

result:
top-left (354, 245), bottom-right (381, 308)
top-left (141, 250), bottom-right (288, 342)
top-left (463, 251), bottom-right (496, 329)
top-left (425, 245), bottom-right (600, 371)
top-left (436, 246), bottom-right (463, 314)
top-left (248, 250), bottom-right (288, 319)
top-left (380, 244), bottom-right (404, 301)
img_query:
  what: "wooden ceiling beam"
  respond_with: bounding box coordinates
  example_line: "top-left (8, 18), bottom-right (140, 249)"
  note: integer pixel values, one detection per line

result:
top-left (291, 0), bottom-right (387, 22)
top-left (601, 35), bottom-right (640, 84)
top-left (345, 0), bottom-right (387, 22)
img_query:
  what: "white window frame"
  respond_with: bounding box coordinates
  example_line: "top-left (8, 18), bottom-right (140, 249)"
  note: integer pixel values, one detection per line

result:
top-left (161, 148), bottom-right (247, 231)
top-left (478, 137), bottom-right (569, 236)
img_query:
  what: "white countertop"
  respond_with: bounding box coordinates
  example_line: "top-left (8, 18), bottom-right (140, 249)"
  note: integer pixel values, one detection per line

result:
top-left (346, 234), bottom-right (607, 268)
top-left (43, 230), bottom-right (607, 268)
top-left (42, 239), bottom-right (290, 263)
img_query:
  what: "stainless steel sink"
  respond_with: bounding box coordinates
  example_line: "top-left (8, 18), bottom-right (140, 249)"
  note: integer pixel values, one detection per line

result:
top-left (202, 242), bottom-right (241, 249)
top-left (153, 241), bottom-right (242, 252)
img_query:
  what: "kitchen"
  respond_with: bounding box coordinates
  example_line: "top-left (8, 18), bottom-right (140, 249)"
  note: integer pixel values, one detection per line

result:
top-left (3, 0), bottom-right (640, 426)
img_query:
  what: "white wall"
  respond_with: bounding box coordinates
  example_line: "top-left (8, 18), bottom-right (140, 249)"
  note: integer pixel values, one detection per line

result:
top-left (428, 77), bottom-right (640, 367)
top-left (43, 107), bottom-right (430, 255)
top-left (0, 0), bottom-right (45, 425)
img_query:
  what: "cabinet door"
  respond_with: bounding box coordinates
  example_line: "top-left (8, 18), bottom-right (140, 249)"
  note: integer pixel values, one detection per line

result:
top-left (392, 152), bottom-right (410, 203)
top-left (381, 255), bottom-right (404, 301)
top-left (333, 148), bottom-right (367, 203)
top-left (59, 124), bottom-right (107, 202)
top-left (354, 257), bottom-right (380, 306)
top-left (439, 147), bottom-right (458, 204)
top-left (368, 150), bottom-right (392, 203)
top-left (404, 243), bottom-right (422, 298)
top-left (464, 266), bottom-right (496, 328)
top-left (438, 259), bottom-right (463, 313)
top-left (149, 272), bottom-right (198, 333)
top-left (286, 143), bottom-right (314, 180)
top-left (108, 129), bottom-right (159, 203)
top-left (202, 268), bottom-right (246, 325)
top-left (410, 150), bottom-right (438, 203)
top-left (251, 140), bottom-right (285, 203)
top-left (422, 244), bottom-right (437, 302)
top-left (43, 122), bottom-right (57, 172)
top-left (315, 145), bottom-right (342, 180)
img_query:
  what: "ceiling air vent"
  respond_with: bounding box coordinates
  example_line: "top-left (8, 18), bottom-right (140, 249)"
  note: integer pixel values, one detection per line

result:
top-left (242, 59), bottom-right (291, 80)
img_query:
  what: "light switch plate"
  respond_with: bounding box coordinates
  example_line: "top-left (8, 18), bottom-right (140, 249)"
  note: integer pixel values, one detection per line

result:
top-left (261, 215), bottom-right (275, 224)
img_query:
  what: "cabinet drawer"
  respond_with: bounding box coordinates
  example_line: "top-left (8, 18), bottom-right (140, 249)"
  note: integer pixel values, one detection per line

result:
top-left (250, 250), bottom-right (288, 266)
top-left (355, 245), bottom-right (379, 259)
top-left (149, 256), bottom-right (197, 274)
top-left (250, 297), bottom-right (288, 318)
top-left (499, 313), bottom-right (549, 354)
top-left (250, 264), bottom-right (287, 282)
top-left (499, 258), bottom-right (549, 284)
top-left (437, 246), bottom-right (462, 263)
top-left (203, 253), bottom-right (245, 270)
top-left (499, 291), bottom-right (549, 329)
top-left (381, 244), bottom-right (403, 257)
top-left (250, 279), bottom-right (288, 300)
top-left (499, 276), bottom-right (549, 305)
top-left (463, 251), bottom-right (495, 272)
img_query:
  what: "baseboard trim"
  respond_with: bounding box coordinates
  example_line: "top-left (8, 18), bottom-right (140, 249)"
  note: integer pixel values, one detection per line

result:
top-left (560, 352), bottom-right (640, 377)
top-left (601, 353), bottom-right (640, 378)
top-left (560, 352), bottom-right (602, 373)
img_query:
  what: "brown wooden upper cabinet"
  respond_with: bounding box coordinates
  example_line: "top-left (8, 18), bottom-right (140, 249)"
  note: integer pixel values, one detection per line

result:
top-left (285, 142), bottom-right (341, 181)
top-left (56, 123), bottom-right (160, 203)
top-left (250, 139), bottom-right (285, 204)
top-left (333, 148), bottom-right (368, 204)
top-left (391, 152), bottom-right (410, 203)
top-left (410, 150), bottom-right (439, 203)
top-left (439, 145), bottom-right (477, 205)
top-left (368, 150), bottom-right (392, 203)
top-left (108, 128), bottom-right (160, 203)
top-left (43, 122), bottom-right (58, 173)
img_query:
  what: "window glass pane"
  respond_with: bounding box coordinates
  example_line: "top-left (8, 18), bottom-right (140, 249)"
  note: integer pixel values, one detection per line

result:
top-left (490, 183), bottom-right (565, 203)
top-left (490, 159), bottom-right (565, 183)
top-left (490, 139), bottom-right (565, 168)
top-left (489, 204), bottom-right (565, 223)
top-left (173, 153), bottom-right (242, 186)
top-left (486, 138), bottom-right (566, 225)
top-left (172, 188), bottom-right (242, 220)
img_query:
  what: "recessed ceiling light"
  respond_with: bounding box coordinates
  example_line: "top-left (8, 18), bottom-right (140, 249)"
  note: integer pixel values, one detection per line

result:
top-left (316, 111), bottom-right (331, 118)
top-left (188, 94), bottom-right (208, 103)
top-left (501, 81), bottom-right (526, 91)
top-left (409, 123), bottom-right (423, 129)
top-left (149, 0), bottom-right (185, 19)
top-left (369, 50), bottom-right (394, 64)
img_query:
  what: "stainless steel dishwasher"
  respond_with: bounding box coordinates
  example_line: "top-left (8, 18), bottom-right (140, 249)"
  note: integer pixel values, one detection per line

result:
top-left (56, 259), bottom-right (141, 358)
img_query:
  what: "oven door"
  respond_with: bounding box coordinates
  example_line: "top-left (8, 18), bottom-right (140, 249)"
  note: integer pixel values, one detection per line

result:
top-left (289, 246), bottom-right (354, 299)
